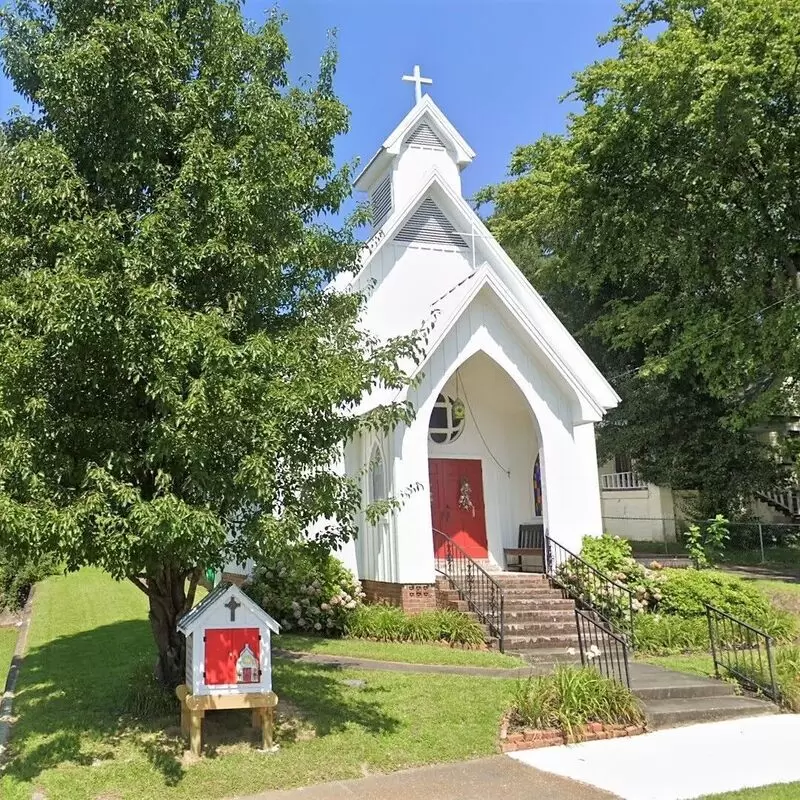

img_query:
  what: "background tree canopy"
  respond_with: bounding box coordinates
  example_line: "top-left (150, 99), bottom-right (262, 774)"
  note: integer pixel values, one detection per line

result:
top-left (481, 0), bottom-right (800, 516)
top-left (0, 0), bottom-right (420, 685)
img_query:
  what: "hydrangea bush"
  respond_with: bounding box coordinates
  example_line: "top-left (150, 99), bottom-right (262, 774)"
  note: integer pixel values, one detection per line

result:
top-left (244, 543), bottom-right (364, 636)
top-left (570, 534), bottom-right (796, 651)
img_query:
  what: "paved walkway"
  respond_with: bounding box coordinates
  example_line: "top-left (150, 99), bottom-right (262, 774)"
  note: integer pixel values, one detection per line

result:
top-left (511, 713), bottom-right (800, 800)
top-left (231, 755), bottom-right (617, 800)
top-left (274, 649), bottom-right (536, 678)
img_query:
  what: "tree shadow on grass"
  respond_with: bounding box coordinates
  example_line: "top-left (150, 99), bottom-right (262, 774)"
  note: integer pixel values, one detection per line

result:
top-left (4, 620), bottom-right (400, 788)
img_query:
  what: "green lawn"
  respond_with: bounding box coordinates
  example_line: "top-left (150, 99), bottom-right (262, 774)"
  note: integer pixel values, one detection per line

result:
top-left (0, 569), bottom-right (515, 800)
top-left (0, 626), bottom-right (18, 680)
top-left (636, 651), bottom-right (716, 678)
top-left (277, 633), bottom-right (524, 668)
top-left (702, 783), bottom-right (800, 799)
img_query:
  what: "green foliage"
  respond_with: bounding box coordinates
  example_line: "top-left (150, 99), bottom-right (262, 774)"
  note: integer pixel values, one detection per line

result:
top-left (0, 0), bottom-right (421, 683)
top-left (0, 549), bottom-right (57, 611)
top-left (685, 524), bottom-right (711, 570)
top-left (509, 666), bottom-right (645, 738)
top-left (244, 542), bottom-right (363, 636)
top-left (576, 535), bottom-right (795, 653)
top-left (685, 515), bottom-right (730, 568)
top-left (657, 569), bottom-right (796, 641)
top-left (483, 0), bottom-right (800, 513)
top-left (344, 605), bottom-right (486, 647)
top-left (633, 613), bottom-right (710, 655)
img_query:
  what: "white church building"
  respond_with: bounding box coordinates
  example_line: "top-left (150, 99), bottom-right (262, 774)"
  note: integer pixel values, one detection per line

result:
top-left (333, 67), bottom-right (620, 610)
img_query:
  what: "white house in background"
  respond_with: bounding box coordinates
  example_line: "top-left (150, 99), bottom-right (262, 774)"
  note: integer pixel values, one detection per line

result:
top-left (329, 67), bottom-right (620, 610)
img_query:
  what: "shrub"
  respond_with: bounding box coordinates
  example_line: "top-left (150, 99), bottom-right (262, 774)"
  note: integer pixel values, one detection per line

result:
top-left (684, 515), bottom-right (730, 568)
top-left (0, 550), bottom-right (58, 611)
top-left (656, 569), bottom-right (796, 640)
top-left (344, 605), bottom-right (486, 647)
top-left (244, 542), bottom-right (364, 636)
top-left (509, 666), bottom-right (645, 738)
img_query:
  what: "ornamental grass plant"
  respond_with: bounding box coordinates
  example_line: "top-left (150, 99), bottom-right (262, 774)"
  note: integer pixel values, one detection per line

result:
top-left (509, 666), bottom-right (645, 739)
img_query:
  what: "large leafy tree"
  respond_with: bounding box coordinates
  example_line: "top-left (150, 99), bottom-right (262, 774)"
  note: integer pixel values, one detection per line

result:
top-left (0, 0), bottom-right (419, 686)
top-left (482, 0), bottom-right (800, 514)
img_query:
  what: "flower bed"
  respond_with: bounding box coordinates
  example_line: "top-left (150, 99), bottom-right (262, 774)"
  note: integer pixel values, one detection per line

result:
top-left (499, 715), bottom-right (647, 752)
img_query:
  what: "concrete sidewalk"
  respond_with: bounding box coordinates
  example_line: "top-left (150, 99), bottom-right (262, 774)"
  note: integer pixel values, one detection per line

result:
top-left (230, 756), bottom-right (617, 800)
top-left (511, 713), bottom-right (800, 800)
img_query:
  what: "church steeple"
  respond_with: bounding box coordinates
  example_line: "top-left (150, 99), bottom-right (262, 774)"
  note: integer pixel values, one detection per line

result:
top-left (354, 70), bottom-right (476, 234)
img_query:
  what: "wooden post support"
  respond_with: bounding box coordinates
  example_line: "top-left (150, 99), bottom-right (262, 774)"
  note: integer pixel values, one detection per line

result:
top-left (175, 684), bottom-right (278, 757)
top-left (262, 707), bottom-right (274, 751)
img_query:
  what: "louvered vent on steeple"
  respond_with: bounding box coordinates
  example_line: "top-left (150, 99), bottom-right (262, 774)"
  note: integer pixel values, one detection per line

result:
top-left (395, 199), bottom-right (467, 248)
top-left (406, 122), bottom-right (445, 149)
top-left (370, 173), bottom-right (392, 227)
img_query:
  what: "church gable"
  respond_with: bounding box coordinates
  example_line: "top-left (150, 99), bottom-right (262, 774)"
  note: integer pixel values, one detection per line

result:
top-left (395, 198), bottom-right (467, 249)
top-left (406, 121), bottom-right (445, 150)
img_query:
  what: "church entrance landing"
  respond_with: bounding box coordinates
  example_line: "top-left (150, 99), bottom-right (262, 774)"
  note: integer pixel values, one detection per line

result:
top-left (429, 457), bottom-right (488, 559)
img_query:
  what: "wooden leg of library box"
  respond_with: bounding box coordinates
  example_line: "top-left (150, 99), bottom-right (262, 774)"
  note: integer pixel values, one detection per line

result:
top-left (189, 710), bottom-right (204, 757)
top-left (261, 707), bottom-right (274, 750)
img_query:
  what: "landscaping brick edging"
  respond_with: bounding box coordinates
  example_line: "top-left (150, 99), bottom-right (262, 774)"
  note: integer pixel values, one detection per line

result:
top-left (498, 714), bottom-right (647, 752)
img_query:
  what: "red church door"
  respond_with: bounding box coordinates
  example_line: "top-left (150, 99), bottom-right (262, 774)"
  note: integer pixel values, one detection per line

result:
top-left (429, 458), bottom-right (488, 559)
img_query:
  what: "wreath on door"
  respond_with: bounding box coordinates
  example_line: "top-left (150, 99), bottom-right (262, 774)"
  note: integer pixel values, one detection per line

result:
top-left (458, 476), bottom-right (475, 517)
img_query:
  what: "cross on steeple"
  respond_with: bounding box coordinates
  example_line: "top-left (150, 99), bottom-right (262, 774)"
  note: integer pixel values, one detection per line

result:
top-left (402, 64), bottom-right (432, 104)
top-left (225, 595), bottom-right (241, 622)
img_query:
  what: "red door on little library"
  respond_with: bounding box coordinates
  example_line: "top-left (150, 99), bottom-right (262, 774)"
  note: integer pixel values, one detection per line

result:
top-left (204, 628), bottom-right (261, 685)
top-left (429, 458), bottom-right (488, 559)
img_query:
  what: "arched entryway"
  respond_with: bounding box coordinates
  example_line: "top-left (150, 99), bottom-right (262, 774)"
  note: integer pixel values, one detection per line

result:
top-left (426, 351), bottom-right (544, 566)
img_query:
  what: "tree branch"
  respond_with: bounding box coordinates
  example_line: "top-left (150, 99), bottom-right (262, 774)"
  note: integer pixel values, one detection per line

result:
top-left (128, 575), bottom-right (154, 598)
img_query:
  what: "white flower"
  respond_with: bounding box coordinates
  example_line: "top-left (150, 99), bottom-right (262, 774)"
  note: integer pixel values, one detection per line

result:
top-left (297, 617), bottom-right (306, 626)
top-left (566, 647), bottom-right (577, 656)
top-left (314, 622), bottom-right (322, 631)
top-left (291, 600), bottom-right (300, 610)
top-left (586, 644), bottom-right (603, 661)
top-left (345, 600), bottom-right (356, 609)
top-left (293, 607), bottom-right (301, 618)
top-left (321, 603), bottom-right (330, 611)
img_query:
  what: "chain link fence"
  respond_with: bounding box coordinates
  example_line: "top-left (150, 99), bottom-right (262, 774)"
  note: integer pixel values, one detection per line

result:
top-left (602, 515), bottom-right (800, 564)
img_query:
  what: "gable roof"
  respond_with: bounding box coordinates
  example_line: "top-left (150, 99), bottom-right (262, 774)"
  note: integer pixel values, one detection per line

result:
top-left (354, 96), bottom-right (475, 191)
top-left (350, 169), bottom-right (621, 417)
top-left (177, 582), bottom-right (280, 636)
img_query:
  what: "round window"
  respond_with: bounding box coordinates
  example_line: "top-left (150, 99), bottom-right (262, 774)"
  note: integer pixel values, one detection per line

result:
top-left (428, 394), bottom-right (465, 444)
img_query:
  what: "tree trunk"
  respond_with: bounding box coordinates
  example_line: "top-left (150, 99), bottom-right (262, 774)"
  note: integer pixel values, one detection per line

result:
top-left (146, 564), bottom-right (190, 688)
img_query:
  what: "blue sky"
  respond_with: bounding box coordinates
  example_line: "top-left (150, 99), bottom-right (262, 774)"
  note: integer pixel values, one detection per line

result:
top-left (0, 0), bottom-right (622, 218)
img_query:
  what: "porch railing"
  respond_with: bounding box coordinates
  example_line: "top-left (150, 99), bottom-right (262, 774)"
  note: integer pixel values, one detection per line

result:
top-left (706, 603), bottom-right (779, 703)
top-left (433, 528), bottom-right (505, 652)
top-left (757, 488), bottom-right (800, 518)
top-left (574, 608), bottom-right (631, 688)
top-left (545, 534), bottom-right (636, 647)
top-left (600, 471), bottom-right (647, 491)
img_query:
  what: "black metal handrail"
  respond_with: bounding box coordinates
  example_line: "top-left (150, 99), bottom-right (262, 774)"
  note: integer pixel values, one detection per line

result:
top-left (545, 534), bottom-right (636, 646)
top-left (433, 528), bottom-right (505, 652)
top-left (705, 603), bottom-right (779, 703)
top-left (574, 608), bottom-right (631, 688)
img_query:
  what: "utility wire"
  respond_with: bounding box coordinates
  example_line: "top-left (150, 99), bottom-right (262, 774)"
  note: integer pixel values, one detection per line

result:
top-left (456, 372), bottom-right (511, 478)
top-left (610, 289), bottom-right (800, 383)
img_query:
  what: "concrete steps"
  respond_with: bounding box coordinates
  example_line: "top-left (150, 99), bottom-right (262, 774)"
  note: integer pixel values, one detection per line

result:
top-left (644, 695), bottom-right (775, 728)
top-left (629, 662), bottom-right (776, 729)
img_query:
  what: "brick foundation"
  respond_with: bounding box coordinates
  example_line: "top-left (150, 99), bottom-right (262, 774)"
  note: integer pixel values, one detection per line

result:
top-left (361, 580), bottom-right (437, 613)
top-left (221, 571), bottom-right (247, 587)
top-left (498, 714), bottom-right (647, 752)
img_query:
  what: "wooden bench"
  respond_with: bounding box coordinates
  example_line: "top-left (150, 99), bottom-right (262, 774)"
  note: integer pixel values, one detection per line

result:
top-left (504, 523), bottom-right (545, 572)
